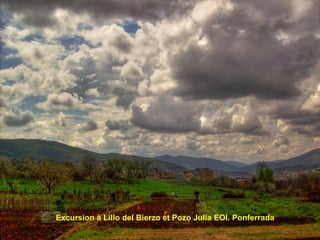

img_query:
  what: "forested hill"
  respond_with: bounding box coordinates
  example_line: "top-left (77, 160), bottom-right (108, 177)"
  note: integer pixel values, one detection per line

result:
top-left (0, 139), bottom-right (185, 171)
top-left (1, 139), bottom-right (319, 174)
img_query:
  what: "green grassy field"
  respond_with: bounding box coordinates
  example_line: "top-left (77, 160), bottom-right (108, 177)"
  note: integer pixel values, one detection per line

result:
top-left (62, 223), bottom-right (320, 240)
top-left (1, 177), bottom-right (319, 221)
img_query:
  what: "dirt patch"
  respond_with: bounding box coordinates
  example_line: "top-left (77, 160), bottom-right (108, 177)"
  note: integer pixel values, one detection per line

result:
top-left (67, 207), bottom-right (113, 216)
top-left (97, 198), bottom-right (197, 228)
top-left (0, 210), bottom-right (72, 240)
top-left (1, 199), bottom-right (317, 239)
top-left (0, 207), bottom-right (112, 240)
top-left (97, 198), bottom-right (315, 229)
top-left (78, 224), bottom-right (320, 240)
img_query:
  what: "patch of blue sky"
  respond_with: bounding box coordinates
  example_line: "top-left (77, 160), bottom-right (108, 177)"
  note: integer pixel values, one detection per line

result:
top-left (0, 7), bottom-right (12, 29)
top-left (85, 94), bottom-right (111, 103)
top-left (1, 40), bottom-right (17, 55)
top-left (123, 21), bottom-right (140, 34)
top-left (3, 79), bottom-right (16, 86)
top-left (57, 35), bottom-right (95, 51)
top-left (52, 108), bottom-right (88, 118)
top-left (20, 96), bottom-right (46, 114)
top-left (22, 33), bottom-right (45, 42)
top-left (77, 23), bottom-right (93, 31)
top-left (0, 40), bottom-right (23, 69)
top-left (22, 95), bottom-right (89, 117)
top-left (0, 56), bottom-right (23, 69)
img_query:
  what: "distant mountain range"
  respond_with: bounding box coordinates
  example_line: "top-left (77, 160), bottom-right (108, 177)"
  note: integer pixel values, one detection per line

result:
top-left (156, 149), bottom-right (320, 175)
top-left (1, 139), bottom-right (319, 176)
top-left (0, 139), bottom-right (185, 171)
top-left (155, 155), bottom-right (243, 172)
top-left (240, 148), bottom-right (320, 174)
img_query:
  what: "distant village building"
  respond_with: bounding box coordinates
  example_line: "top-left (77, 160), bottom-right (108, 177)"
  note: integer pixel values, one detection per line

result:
top-left (196, 168), bottom-right (214, 182)
top-left (234, 177), bottom-right (250, 187)
top-left (180, 170), bottom-right (195, 181)
top-left (153, 168), bottom-right (173, 179)
top-left (180, 168), bottom-right (214, 182)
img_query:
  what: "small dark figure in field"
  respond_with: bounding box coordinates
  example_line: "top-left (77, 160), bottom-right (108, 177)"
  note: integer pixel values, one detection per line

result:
top-left (193, 191), bottom-right (200, 206)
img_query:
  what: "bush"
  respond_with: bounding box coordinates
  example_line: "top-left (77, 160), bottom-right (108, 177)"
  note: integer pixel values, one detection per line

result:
top-left (306, 189), bottom-right (320, 202)
top-left (55, 199), bottom-right (66, 212)
top-left (254, 181), bottom-right (275, 193)
top-left (150, 192), bottom-right (168, 199)
top-left (222, 192), bottom-right (245, 199)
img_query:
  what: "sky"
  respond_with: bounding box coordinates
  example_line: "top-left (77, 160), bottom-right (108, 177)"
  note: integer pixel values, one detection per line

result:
top-left (0, 0), bottom-right (320, 163)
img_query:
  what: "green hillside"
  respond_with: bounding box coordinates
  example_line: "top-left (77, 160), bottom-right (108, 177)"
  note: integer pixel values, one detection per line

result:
top-left (0, 139), bottom-right (185, 171)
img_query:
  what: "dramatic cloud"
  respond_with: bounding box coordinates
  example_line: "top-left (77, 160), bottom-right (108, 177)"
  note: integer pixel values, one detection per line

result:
top-left (302, 84), bottom-right (320, 113)
top-left (249, 145), bottom-right (267, 156)
top-left (120, 61), bottom-right (144, 87)
top-left (1, 0), bottom-right (194, 26)
top-left (170, 0), bottom-right (320, 100)
top-left (267, 98), bottom-right (320, 137)
top-left (37, 92), bottom-right (80, 110)
top-left (79, 119), bottom-right (98, 132)
top-left (106, 119), bottom-right (130, 131)
top-left (1, 0), bottom-right (319, 162)
top-left (131, 96), bottom-right (202, 133)
top-left (173, 35), bottom-right (320, 100)
top-left (113, 87), bottom-right (137, 110)
top-left (272, 135), bottom-right (290, 147)
top-left (201, 101), bottom-right (266, 135)
top-left (3, 110), bottom-right (34, 127)
top-left (184, 135), bottom-right (201, 150)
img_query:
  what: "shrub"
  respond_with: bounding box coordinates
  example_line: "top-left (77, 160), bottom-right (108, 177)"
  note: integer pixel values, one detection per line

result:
top-left (222, 192), bottom-right (245, 199)
top-left (150, 192), bottom-right (168, 199)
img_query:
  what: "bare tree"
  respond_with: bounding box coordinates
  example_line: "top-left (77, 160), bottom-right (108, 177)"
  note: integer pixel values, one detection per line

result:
top-left (104, 158), bottom-right (126, 181)
top-left (81, 154), bottom-right (97, 182)
top-left (140, 160), bottom-right (152, 180)
top-left (36, 160), bottom-right (72, 194)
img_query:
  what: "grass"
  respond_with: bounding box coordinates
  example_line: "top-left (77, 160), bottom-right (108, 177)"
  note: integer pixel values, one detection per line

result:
top-left (2, 177), bottom-right (320, 239)
top-left (63, 223), bottom-right (320, 240)
top-left (204, 196), bottom-right (320, 221)
top-left (66, 230), bottom-right (114, 240)
top-left (0, 177), bottom-right (242, 199)
top-left (1, 177), bottom-right (319, 221)
top-left (56, 179), bottom-right (218, 200)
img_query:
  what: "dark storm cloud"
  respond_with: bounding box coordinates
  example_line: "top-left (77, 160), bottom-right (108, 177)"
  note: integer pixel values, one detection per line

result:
top-left (290, 122), bottom-right (320, 137)
top-left (130, 96), bottom-right (201, 133)
top-left (1, 0), bottom-right (194, 26)
top-left (4, 111), bottom-right (34, 127)
top-left (237, 0), bottom-right (320, 36)
top-left (111, 34), bottom-right (133, 53)
top-left (105, 119), bottom-right (130, 131)
top-left (67, 53), bottom-right (100, 99)
top-left (113, 87), bottom-right (137, 110)
top-left (172, 1), bottom-right (320, 100)
top-left (65, 50), bottom-right (139, 109)
top-left (79, 119), bottom-right (98, 132)
top-left (199, 100), bottom-right (267, 136)
top-left (289, 114), bottom-right (320, 126)
top-left (269, 101), bottom-right (320, 137)
top-left (287, 114), bottom-right (320, 137)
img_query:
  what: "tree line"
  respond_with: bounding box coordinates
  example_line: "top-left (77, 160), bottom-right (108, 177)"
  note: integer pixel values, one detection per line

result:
top-left (0, 155), bottom-right (152, 194)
